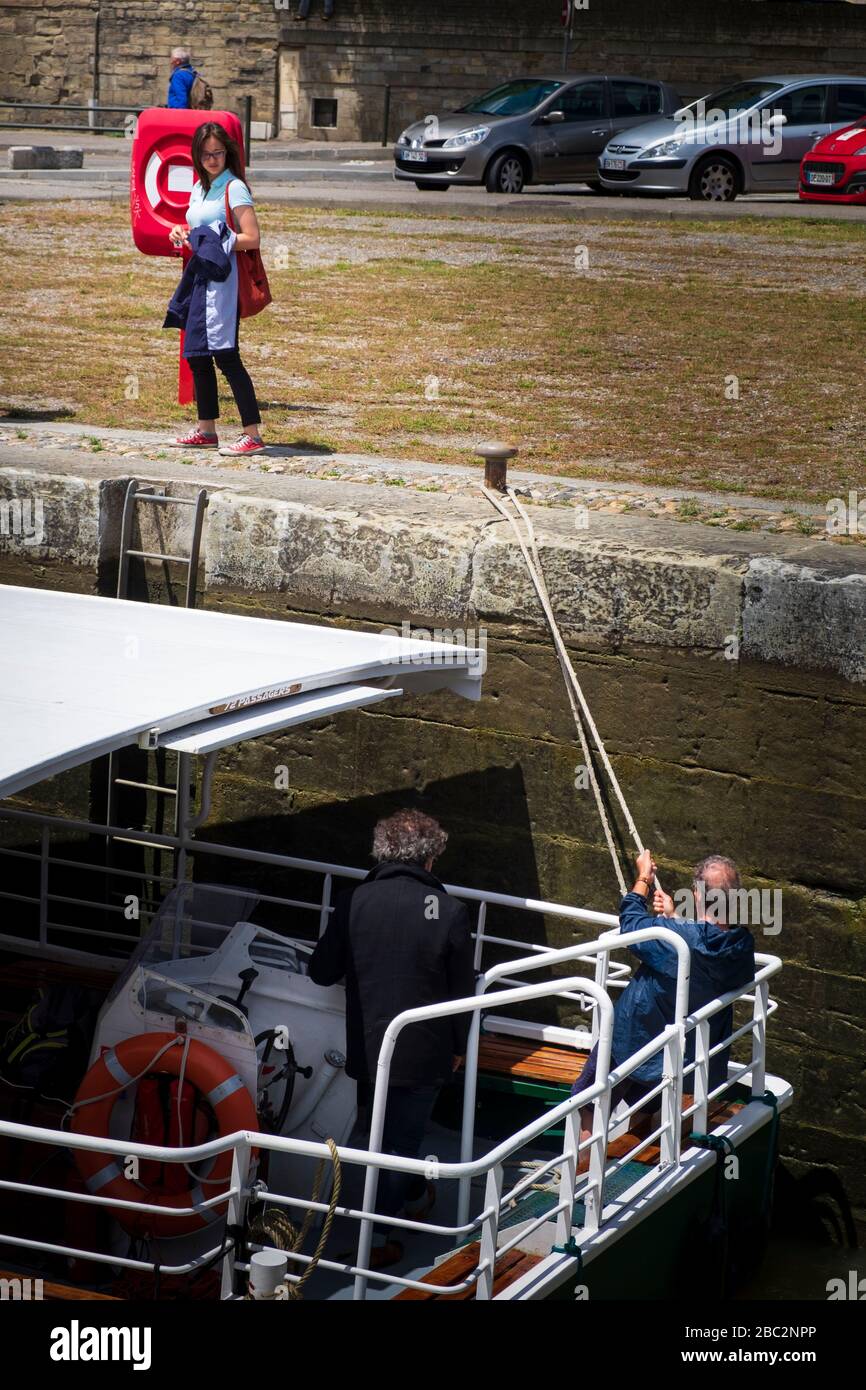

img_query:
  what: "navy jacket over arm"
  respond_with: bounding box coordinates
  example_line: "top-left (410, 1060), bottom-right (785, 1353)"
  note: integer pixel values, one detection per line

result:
top-left (308, 860), bottom-right (476, 1087)
top-left (163, 223), bottom-right (235, 356)
top-left (612, 891), bottom-right (755, 1089)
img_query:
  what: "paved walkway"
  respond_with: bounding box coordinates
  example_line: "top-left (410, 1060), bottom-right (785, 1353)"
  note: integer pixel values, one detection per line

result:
top-left (0, 418), bottom-right (842, 542)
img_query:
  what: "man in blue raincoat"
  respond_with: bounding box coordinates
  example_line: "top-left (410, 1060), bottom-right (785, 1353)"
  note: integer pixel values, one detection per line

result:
top-left (573, 850), bottom-right (756, 1146)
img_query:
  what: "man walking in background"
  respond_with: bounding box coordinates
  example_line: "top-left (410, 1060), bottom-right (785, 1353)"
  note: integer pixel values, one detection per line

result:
top-left (309, 808), bottom-right (475, 1269)
top-left (167, 47), bottom-right (212, 110)
top-left (167, 48), bottom-right (196, 109)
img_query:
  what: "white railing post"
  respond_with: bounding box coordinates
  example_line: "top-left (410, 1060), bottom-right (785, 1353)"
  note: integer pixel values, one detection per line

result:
top-left (220, 1137), bottom-right (251, 1300)
top-left (583, 1018), bottom-right (613, 1234)
top-left (592, 945), bottom-right (610, 1043)
top-left (476, 1161), bottom-right (503, 1299)
top-left (472, 900), bottom-right (487, 972)
top-left (751, 978), bottom-right (769, 1097)
top-left (318, 873), bottom-right (333, 938)
top-left (693, 1018), bottom-right (711, 1135)
top-left (660, 1027), bottom-right (684, 1167)
top-left (457, 998), bottom-right (483, 1230)
top-left (39, 825), bottom-right (50, 947)
top-left (555, 1104), bottom-right (581, 1247)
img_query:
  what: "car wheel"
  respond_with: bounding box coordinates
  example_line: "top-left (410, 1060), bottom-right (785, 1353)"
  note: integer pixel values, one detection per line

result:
top-left (584, 180), bottom-right (605, 194)
top-left (688, 155), bottom-right (740, 202)
top-left (485, 153), bottom-right (525, 195)
top-left (414, 181), bottom-right (450, 191)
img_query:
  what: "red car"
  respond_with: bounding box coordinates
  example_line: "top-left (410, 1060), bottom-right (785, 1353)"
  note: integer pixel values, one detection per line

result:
top-left (800, 116), bottom-right (866, 202)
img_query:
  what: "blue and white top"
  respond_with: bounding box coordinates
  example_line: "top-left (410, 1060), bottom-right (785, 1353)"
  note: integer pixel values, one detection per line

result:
top-left (186, 170), bottom-right (253, 232)
top-left (183, 171), bottom-right (254, 353)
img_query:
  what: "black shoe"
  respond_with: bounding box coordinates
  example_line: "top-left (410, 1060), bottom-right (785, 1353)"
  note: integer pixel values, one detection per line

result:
top-left (369, 1239), bottom-right (404, 1270)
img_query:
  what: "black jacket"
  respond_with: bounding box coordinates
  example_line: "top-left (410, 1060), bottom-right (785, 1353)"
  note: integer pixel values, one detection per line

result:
top-left (308, 861), bottom-right (475, 1086)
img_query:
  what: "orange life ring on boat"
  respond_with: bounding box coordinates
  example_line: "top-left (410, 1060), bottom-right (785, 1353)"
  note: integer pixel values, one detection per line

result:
top-left (70, 1031), bottom-right (258, 1239)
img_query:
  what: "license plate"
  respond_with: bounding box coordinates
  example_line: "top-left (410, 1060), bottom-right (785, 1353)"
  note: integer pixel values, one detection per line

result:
top-left (403, 150), bottom-right (427, 163)
top-left (604, 157), bottom-right (626, 171)
top-left (808, 171), bottom-right (835, 186)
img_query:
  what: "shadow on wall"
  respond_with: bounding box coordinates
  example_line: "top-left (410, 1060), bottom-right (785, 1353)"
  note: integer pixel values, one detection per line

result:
top-left (190, 765), bottom-right (550, 956)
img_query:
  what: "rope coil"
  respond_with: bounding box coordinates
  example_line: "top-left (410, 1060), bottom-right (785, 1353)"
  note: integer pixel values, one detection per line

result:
top-left (247, 1137), bottom-right (342, 1300)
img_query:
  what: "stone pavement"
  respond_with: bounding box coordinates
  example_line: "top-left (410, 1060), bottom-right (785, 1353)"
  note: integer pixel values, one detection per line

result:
top-left (0, 418), bottom-right (854, 545)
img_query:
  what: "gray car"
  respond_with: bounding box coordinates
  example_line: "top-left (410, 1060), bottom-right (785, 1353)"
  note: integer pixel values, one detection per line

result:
top-left (393, 75), bottom-right (682, 193)
top-left (597, 74), bottom-right (866, 200)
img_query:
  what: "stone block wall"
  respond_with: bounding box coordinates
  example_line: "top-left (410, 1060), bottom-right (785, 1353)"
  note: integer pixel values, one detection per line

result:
top-left (2, 0), bottom-right (866, 140)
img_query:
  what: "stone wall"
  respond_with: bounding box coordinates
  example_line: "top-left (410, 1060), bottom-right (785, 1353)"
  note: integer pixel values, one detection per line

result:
top-left (1, 453), bottom-right (864, 1214)
top-left (2, 0), bottom-right (866, 139)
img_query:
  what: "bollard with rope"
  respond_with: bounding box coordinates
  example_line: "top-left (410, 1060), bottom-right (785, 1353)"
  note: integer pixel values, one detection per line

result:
top-left (246, 1137), bottom-right (342, 1300)
top-left (475, 440), bottom-right (663, 898)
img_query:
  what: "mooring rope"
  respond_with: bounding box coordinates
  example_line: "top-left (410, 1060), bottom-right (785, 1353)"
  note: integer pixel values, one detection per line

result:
top-left (481, 484), bottom-right (663, 897)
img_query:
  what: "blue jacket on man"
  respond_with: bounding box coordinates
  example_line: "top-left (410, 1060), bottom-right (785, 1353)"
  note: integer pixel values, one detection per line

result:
top-left (167, 63), bottom-right (196, 109)
top-left (612, 891), bottom-right (755, 1090)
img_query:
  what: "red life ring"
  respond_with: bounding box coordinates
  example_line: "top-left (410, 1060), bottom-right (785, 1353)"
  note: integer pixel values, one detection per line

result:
top-left (71, 1031), bottom-right (258, 1238)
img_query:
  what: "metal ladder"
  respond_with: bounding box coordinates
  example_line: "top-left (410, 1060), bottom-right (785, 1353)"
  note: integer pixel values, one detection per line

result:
top-left (115, 478), bottom-right (208, 608)
top-left (106, 479), bottom-right (209, 886)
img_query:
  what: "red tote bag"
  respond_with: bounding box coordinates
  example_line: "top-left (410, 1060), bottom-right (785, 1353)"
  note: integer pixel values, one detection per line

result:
top-left (224, 188), bottom-right (272, 319)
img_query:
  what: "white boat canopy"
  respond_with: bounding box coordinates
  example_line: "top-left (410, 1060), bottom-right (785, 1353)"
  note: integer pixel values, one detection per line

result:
top-left (0, 585), bottom-right (483, 798)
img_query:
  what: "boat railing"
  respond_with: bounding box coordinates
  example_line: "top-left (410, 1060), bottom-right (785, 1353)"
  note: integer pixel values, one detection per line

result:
top-left (0, 933), bottom-right (780, 1300)
top-left (0, 957), bottom-right (646, 1300)
top-left (0, 802), bottom-right (627, 982)
top-left (0, 805), bottom-right (782, 1299)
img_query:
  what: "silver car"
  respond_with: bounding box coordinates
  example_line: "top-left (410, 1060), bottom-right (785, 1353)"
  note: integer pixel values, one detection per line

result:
top-left (597, 74), bottom-right (866, 200)
top-left (393, 75), bottom-right (682, 193)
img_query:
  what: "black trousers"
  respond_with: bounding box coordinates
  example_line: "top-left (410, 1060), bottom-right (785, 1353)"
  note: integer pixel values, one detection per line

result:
top-left (187, 349), bottom-right (261, 427)
top-left (356, 1080), bottom-right (439, 1220)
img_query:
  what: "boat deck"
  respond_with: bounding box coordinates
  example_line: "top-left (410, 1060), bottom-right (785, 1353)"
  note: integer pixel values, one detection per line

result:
top-left (0, 954), bottom-right (749, 1301)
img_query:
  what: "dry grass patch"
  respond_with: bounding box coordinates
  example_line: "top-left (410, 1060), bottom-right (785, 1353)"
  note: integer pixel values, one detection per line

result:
top-left (1, 200), bottom-right (864, 499)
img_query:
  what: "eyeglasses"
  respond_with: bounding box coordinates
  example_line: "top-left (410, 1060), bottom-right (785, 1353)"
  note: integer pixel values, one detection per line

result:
top-left (201, 149), bottom-right (226, 162)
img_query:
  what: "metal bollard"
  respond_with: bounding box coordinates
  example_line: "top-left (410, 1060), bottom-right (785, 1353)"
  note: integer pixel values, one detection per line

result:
top-left (475, 440), bottom-right (518, 493)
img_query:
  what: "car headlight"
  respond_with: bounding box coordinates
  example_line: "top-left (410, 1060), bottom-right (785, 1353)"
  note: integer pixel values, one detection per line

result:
top-left (639, 138), bottom-right (684, 159)
top-left (442, 125), bottom-right (490, 150)
top-left (855, 144), bottom-right (866, 156)
top-left (397, 130), bottom-right (411, 146)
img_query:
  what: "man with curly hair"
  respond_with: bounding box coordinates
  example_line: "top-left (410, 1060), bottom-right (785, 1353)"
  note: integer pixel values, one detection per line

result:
top-left (309, 808), bottom-right (474, 1268)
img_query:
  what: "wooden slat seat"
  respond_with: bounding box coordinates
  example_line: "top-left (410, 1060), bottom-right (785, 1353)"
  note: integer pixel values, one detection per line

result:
top-left (476, 1035), bottom-right (587, 1086)
top-left (393, 1243), bottom-right (542, 1301)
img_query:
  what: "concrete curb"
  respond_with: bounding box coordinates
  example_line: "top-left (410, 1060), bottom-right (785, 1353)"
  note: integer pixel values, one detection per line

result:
top-left (1, 453), bottom-right (864, 683)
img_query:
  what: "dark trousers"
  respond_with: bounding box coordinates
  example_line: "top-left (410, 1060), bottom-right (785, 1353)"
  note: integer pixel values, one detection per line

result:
top-left (571, 1042), bottom-right (657, 1115)
top-left (356, 1081), bottom-right (439, 1223)
top-left (187, 349), bottom-right (261, 426)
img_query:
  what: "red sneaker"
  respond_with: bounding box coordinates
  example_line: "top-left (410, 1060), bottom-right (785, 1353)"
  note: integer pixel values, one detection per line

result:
top-left (218, 434), bottom-right (265, 456)
top-left (172, 428), bottom-right (219, 448)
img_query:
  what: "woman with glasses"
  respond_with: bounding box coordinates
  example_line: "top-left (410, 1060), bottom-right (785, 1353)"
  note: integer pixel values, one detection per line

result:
top-left (168, 122), bottom-right (265, 456)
